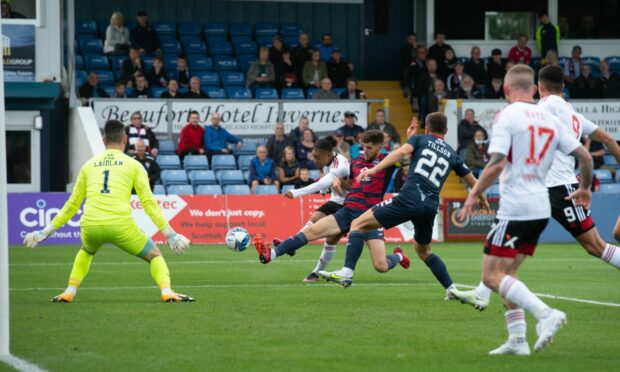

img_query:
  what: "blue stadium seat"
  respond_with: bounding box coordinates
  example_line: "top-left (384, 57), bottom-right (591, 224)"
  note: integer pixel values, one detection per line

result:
top-left (486, 184), bottom-right (500, 197)
top-left (281, 88), bottom-right (305, 99)
top-left (178, 22), bottom-right (201, 36)
top-left (183, 40), bottom-right (208, 55)
top-left (279, 23), bottom-right (302, 36)
top-left (283, 36), bottom-right (299, 48)
top-left (255, 185), bottom-right (278, 195)
top-left (109, 55), bottom-right (124, 71)
top-left (218, 170), bottom-right (245, 185)
top-left (158, 140), bottom-right (176, 155)
top-left (206, 36), bottom-right (227, 44)
top-left (255, 88), bottom-right (278, 99)
top-left (153, 185), bottom-right (166, 195)
top-left (220, 71), bottom-right (245, 86)
top-left (257, 36), bottom-right (273, 48)
top-left (224, 185), bottom-right (251, 195)
top-left (79, 39), bottom-right (103, 54)
top-left (85, 55), bottom-right (109, 70)
top-left (196, 71), bottom-right (220, 87)
top-left (558, 56), bottom-right (569, 66)
top-left (190, 170), bottom-right (217, 185)
top-left (161, 170), bottom-right (188, 185)
top-left (102, 86), bottom-right (116, 96)
top-left (531, 57), bottom-right (542, 71)
top-left (308, 169), bottom-right (321, 181)
top-left (195, 185), bottom-right (223, 195)
top-left (226, 87), bottom-right (252, 99)
top-left (255, 23), bottom-right (278, 37)
top-left (161, 40), bottom-right (181, 54)
top-left (76, 70), bottom-right (87, 87)
top-left (281, 184), bottom-right (295, 194)
top-left (189, 55), bottom-right (213, 71)
top-left (142, 55), bottom-right (155, 70)
top-left (211, 155), bottom-right (237, 171)
top-left (159, 34), bottom-right (177, 44)
top-left (230, 23), bottom-right (252, 37)
top-left (154, 22), bottom-right (176, 35)
top-left (243, 170), bottom-right (250, 182)
top-left (157, 155), bottom-right (182, 170)
top-left (203, 87), bottom-right (227, 99)
top-left (599, 184), bottom-right (620, 194)
top-left (234, 40), bottom-right (258, 55)
top-left (203, 23), bottom-right (227, 38)
top-left (184, 154), bottom-right (209, 171)
top-left (604, 154), bottom-right (618, 167)
top-left (75, 55), bottom-right (84, 69)
top-left (210, 41), bottom-right (233, 56)
top-left (605, 56), bottom-right (620, 72)
top-left (306, 88), bottom-right (320, 99)
top-left (150, 86), bottom-right (165, 97)
top-left (234, 142), bottom-right (258, 156)
top-left (213, 56), bottom-right (240, 71)
top-left (92, 70), bottom-right (114, 85)
top-left (237, 55), bottom-right (255, 71)
top-left (616, 169), bottom-right (620, 182)
top-left (237, 155), bottom-right (254, 171)
top-left (594, 169), bottom-right (613, 183)
top-left (582, 56), bottom-right (600, 66)
top-left (76, 20), bottom-right (98, 35)
top-left (163, 54), bottom-right (179, 70)
top-left (333, 87), bottom-right (345, 96)
top-left (167, 184), bottom-right (194, 195)
top-left (231, 35), bottom-right (252, 43)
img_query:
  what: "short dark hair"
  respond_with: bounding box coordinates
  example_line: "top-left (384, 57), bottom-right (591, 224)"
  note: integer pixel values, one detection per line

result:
top-left (104, 120), bottom-right (125, 144)
top-left (375, 108), bottom-right (385, 114)
top-left (362, 130), bottom-right (383, 145)
top-left (347, 77), bottom-right (358, 84)
top-left (538, 65), bottom-right (564, 93)
top-left (426, 112), bottom-right (448, 134)
top-left (135, 73), bottom-right (145, 80)
top-left (408, 32), bottom-right (417, 37)
top-left (315, 136), bottom-right (337, 152)
top-left (177, 54), bottom-right (187, 61)
top-left (434, 31), bottom-right (445, 37)
top-left (518, 33), bottom-right (528, 40)
top-left (322, 33), bottom-right (331, 39)
top-left (539, 12), bottom-right (549, 18)
top-left (189, 110), bottom-right (200, 118)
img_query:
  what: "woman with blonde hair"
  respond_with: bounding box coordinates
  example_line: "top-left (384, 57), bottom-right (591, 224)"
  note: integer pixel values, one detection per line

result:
top-left (278, 146), bottom-right (300, 186)
top-left (104, 11), bottom-right (131, 55)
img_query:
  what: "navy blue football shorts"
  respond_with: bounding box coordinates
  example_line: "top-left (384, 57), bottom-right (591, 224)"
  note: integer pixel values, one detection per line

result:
top-left (372, 194), bottom-right (436, 245)
top-left (333, 206), bottom-right (384, 241)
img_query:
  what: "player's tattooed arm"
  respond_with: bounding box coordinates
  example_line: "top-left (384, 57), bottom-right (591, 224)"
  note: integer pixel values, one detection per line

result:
top-left (571, 145), bottom-right (593, 191)
top-left (457, 152), bottom-right (505, 221)
top-left (486, 152), bottom-right (506, 167)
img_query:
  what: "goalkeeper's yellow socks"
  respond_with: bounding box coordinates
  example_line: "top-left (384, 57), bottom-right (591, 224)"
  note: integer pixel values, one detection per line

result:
top-left (65, 249), bottom-right (94, 297)
top-left (150, 255), bottom-right (171, 294)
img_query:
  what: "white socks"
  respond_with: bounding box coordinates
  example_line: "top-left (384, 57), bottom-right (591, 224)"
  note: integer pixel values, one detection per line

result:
top-left (271, 248), bottom-right (277, 260)
top-left (161, 287), bottom-right (173, 296)
top-left (505, 309), bottom-right (526, 340)
top-left (337, 267), bottom-right (354, 278)
top-left (499, 275), bottom-right (551, 321)
top-left (602, 244), bottom-right (620, 269)
top-left (395, 253), bottom-right (404, 262)
top-left (313, 244), bottom-right (337, 273)
top-left (66, 285), bottom-right (77, 296)
top-left (476, 281), bottom-right (492, 300)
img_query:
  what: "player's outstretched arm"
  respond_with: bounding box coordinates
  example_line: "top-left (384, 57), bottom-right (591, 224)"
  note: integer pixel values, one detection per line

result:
top-left (24, 168), bottom-right (87, 248)
top-left (458, 153), bottom-right (506, 221)
top-left (589, 128), bottom-right (620, 167)
top-left (285, 172), bottom-right (336, 199)
top-left (356, 144), bottom-right (413, 182)
top-left (566, 145), bottom-right (593, 208)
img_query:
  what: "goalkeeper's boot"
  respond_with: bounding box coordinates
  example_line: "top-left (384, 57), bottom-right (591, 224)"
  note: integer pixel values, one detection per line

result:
top-left (162, 291), bottom-right (195, 303)
top-left (393, 247), bottom-right (410, 269)
top-left (449, 288), bottom-right (490, 311)
top-left (51, 291), bottom-right (75, 303)
top-left (318, 270), bottom-right (353, 288)
top-left (303, 272), bottom-right (320, 283)
top-left (534, 309), bottom-right (566, 352)
top-left (254, 235), bottom-right (272, 264)
top-left (489, 337), bottom-right (531, 356)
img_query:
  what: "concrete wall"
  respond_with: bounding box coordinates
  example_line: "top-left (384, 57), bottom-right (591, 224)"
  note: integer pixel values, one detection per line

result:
top-left (67, 107), bottom-right (105, 189)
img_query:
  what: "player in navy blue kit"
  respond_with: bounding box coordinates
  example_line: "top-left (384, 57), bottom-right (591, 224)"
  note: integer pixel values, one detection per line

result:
top-left (320, 113), bottom-right (489, 295)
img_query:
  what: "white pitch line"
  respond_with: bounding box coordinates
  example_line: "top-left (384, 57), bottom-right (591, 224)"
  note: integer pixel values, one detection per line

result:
top-left (0, 354), bottom-right (46, 372)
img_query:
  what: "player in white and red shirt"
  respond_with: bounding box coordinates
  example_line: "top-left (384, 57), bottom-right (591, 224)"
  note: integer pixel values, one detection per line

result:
top-left (457, 65), bottom-right (594, 356)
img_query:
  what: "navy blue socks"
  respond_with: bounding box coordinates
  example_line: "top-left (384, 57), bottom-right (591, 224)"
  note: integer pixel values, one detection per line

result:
top-left (274, 232), bottom-right (308, 257)
top-left (424, 254), bottom-right (453, 289)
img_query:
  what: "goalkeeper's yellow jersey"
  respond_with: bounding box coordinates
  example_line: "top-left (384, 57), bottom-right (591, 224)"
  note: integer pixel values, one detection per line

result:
top-left (50, 149), bottom-right (169, 231)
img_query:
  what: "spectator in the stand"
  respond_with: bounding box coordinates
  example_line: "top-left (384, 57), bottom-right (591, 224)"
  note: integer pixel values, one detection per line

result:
top-left (294, 168), bottom-right (314, 189)
top-left (129, 73), bottom-right (150, 98)
top-left (113, 81), bottom-right (128, 98)
top-left (78, 72), bottom-right (108, 104)
top-left (349, 132), bottom-right (365, 159)
top-left (296, 129), bottom-right (317, 169)
top-left (485, 77), bottom-right (505, 99)
top-left (400, 33), bottom-right (418, 93)
top-left (278, 146), bottom-right (300, 186)
top-left (536, 13), bottom-right (560, 59)
top-left (564, 45), bottom-right (583, 86)
top-left (571, 64), bottom-right (600, 98)
top-left (160, 79), bottom-right (180, 98)
top-left (334, 131), bottom-right (351, 161)
top-left (340, 78), bottom-right (366, 99)
top-left (464, 46), bottom-right (487, 90)
top-left (452, 75), bottom-right (481, 99)
top-left (446, 62), bottom-right (465, 93)
top-left (274, 50), bottom-right (298, 90)
top-left (487, 48), bottom-right (505, 81)
top-left (1, 1), bottom-right (26, 18)
top-left (247, 47), bottom-right (275, 92)
top-left (303, 49), bottom-right (327, 88)
top-left (124, 111), bottom-right (158, 156)
top-left (367, 109), bottom-right (401, 143)
top-left (314, 78), bottom-right (340, 100)
top-left (266, 122), bottom-right (293, 165)
top-left (336, 111), bottom-right (364, 145)
top-left (132, 139), bottom-right (160, 191)
top-left (544, 50), bottom-right (560, 67)
top-left (428, 32), bottom-right (452, 61)
top-left (587, 139), bottom-right (605, 169)
top-left (508, 34), bottom-right (532, 65)
top-left (182, 76), bottom-right (209, 99)
top-left (414, 58), bottom-right (443, 120)
top-left (176, 111), bottom-right (205, 158)
top-left (381, 132), bottom-right (398, 154)
top-left (291, 33), bottom-right (312, 79)
top-left (269, 36), bottom-right (288, 65)
top-left (598, 60), bottom-right (620, 98)
top-left (326, 49), bottom-right (352, 89)
top-left (437, 47), bottom-right (457, 78)
top-left (319, 33), bottom-right (334, 62)
top-left (104, 11), bottom-right (130, 55)
top-left (146, 56), bottom-right (168, 88)
top-left (204, 112), bottom-right (242, 160)
top-left (289, 116), bottom-right (317, 144)
top-left (249, 145), bottom-right (279, 193)
top-left (408, 46), bottom-right (427, 111)
top-left (131, 10), bottom-right (160, 55)
top-left (170, 55), bottom-right (190, 89)
top-left (120, 47), bottom-right (144, 86)
top-left (427, 79), bottom-right (448, 115)
top-left (457, 109), bottom-right (488, 151)
top-left (465, 129), bottom-right (489, 178)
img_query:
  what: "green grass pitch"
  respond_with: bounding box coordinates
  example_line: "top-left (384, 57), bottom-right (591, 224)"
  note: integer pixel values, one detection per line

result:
top-left (3, 243), bottom-right (620, 371)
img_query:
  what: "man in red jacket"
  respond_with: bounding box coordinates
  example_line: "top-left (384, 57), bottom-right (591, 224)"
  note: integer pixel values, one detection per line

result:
top-left (176, 111), bottom-right (204, 159)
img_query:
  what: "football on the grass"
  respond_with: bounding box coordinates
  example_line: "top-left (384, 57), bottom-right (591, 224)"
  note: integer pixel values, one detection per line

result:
top-left (225, 227), bottom-right (251, 252)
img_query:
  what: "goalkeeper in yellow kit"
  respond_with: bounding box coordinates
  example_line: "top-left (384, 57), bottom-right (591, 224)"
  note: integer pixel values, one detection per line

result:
top-left (23, 120), bottom-right (194, 303)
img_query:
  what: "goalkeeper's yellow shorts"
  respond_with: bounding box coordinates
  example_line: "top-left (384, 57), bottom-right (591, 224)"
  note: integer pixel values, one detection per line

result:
top-left (80, 224), bottom-right (153, 257)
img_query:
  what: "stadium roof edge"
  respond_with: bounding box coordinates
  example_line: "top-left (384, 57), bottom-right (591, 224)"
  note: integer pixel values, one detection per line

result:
top-left (4, 82), bottom-right (61, 109)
